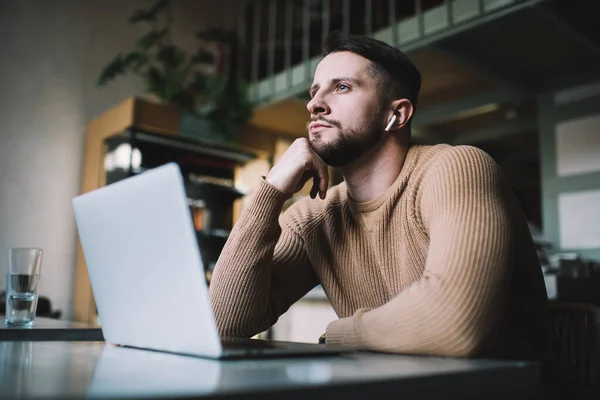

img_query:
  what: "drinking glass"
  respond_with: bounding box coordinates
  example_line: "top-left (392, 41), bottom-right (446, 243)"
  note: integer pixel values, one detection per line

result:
top-left (5, 248), bottom-right (43, 327)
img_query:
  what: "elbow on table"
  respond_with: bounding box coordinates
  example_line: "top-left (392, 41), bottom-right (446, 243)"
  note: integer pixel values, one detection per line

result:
top-left (435, 326), bottom-right (487, 358)
top-left (213, 306), bottom-right (276, 339)
top-left (427, 298), bottom-right (498, 358)
top-left (385, 318), bottom-right (488, 358)
top-left (441, 337), bottom-right (482, 358)
top-left (214, 318), bottom-right (263, 339)
top-left (364, 323), bottom-right (486, 358)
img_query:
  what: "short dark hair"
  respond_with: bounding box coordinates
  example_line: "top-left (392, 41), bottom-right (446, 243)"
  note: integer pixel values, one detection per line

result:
top-left (323, 32), bottom-right (422, 110)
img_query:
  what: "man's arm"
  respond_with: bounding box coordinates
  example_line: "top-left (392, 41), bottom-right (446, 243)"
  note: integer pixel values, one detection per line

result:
top-left (209, 139), bottom-right (329, 338)
top-left (324, 146), bottom-right (514, 357)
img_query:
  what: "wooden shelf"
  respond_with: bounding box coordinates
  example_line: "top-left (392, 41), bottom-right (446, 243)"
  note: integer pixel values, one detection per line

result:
top-left (106, 128), bottom-right (259, 165)
top-left (185, 180), bottom-right (245, 203)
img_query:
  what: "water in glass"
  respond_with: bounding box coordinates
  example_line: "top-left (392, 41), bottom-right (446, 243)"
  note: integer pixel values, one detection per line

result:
top-left (5, 273), bottom-right (39, 327)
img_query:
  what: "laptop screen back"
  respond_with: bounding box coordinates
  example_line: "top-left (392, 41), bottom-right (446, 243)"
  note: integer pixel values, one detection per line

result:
top-left (73, 163), bottom-right (223, 358)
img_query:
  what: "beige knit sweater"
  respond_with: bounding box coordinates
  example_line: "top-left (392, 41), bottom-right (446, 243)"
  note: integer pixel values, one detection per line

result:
top-left (209, 144), bottom-right (551, 359)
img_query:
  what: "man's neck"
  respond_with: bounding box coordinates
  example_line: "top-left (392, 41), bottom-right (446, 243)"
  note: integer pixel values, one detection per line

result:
top-left (341, 134), bottom-right (410, 203)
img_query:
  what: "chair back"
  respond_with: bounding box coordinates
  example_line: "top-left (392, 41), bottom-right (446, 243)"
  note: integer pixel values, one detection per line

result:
top-left (548, 301), bottom-right (600, 389)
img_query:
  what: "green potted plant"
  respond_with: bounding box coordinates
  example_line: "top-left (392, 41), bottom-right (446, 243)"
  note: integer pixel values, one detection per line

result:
top-left (96, 0), bottom-right (253, 143)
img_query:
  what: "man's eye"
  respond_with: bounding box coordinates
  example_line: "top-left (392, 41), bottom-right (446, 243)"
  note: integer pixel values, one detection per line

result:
top-left (336, 84), bottom-right (349, 92)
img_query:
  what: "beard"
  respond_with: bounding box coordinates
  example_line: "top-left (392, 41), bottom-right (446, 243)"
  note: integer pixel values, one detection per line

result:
top-left (308, 107), bottom-right (386, 167)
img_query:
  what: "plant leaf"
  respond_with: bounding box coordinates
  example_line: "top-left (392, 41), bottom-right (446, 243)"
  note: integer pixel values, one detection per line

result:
top-left (131, 53), bottom-right (150, 73)
top-left (157, 45), bottom-right (187, 70)
top-left (189, 72), bottom-right (207, 93)
top-left (190, 74), bottom-right (227, 100)
top-left (230, 81), bottom-right (254, 123)
top-left (136, 29), bottom-right (167, 50)
top-left (122, 51), bottom-right (147, 71)
top-left (163, 70), bottom-right (182, 102)
top-left (203, 75), bottom-right (228, 97)
top-left (144, 66), bottom-right (168, 100)
top-left (129, 0), bottom-right (170, 25)
top-left (129, 10), bottom-right (154, 25)
top-left (97, 54), bottom-right (126, 86)
top-left (147, 0), bottom-right (170, 17)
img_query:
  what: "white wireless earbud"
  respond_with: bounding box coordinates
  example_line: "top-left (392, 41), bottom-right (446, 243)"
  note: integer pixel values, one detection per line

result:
top-left (384, 114), bottom-right (397, 132)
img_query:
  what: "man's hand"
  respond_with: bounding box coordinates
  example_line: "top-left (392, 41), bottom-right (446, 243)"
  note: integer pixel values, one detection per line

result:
top-left (266, 138), bottom-right (329, 199)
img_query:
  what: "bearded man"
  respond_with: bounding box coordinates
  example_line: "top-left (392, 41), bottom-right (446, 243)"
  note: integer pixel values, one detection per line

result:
top-left (209, 32), bottom-right (550, 361)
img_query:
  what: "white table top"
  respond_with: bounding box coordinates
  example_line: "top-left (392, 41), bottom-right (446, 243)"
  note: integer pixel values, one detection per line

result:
top-left (0, 341), bottom-right (540, 399)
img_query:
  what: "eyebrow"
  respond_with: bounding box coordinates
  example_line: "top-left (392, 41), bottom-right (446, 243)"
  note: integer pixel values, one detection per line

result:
top-left (310, 76), bottom-right (364, 96)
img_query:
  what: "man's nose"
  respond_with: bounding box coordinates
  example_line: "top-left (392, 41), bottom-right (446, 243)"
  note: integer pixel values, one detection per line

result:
top-left (307, 94), bottom-right (330, 116)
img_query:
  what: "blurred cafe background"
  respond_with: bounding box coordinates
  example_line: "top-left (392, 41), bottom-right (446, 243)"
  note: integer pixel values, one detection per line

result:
top-left (0, 0), bottom-right (599, 387)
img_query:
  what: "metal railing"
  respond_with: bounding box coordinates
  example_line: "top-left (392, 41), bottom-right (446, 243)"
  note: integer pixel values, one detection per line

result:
top-left (235, 0), bottom-right (548, 105)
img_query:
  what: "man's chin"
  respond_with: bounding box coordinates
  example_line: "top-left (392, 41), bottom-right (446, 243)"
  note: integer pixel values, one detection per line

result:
top-left (309, 140), bottom-right (331, 156)
top-left (308, 134), bottom-right (323, 144)
top-left (309, 136), bottom-right (335, 149)
top-left (311, 147), bottom-right (346, 167)
top-left (308, 137), bottom-right (324, 152)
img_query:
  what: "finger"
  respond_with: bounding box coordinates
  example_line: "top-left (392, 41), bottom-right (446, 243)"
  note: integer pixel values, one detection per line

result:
top-left (315, 162), bottom-right (329, 199)
top-left (310, 175), bottom-right (319, 199)
top-left (319, 169), bottom-right (329, 199)
top-left (309, 152), bottom-right (329, 199)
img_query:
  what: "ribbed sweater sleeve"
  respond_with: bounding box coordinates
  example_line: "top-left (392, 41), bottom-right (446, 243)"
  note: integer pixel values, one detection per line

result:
top-left (325, 146), bottom-right (513, 357)
top-left (209, 179), bottom-right (319, 338)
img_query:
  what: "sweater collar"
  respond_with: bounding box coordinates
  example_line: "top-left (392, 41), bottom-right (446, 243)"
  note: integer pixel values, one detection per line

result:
top-left (346, 144), bottom-right (422, 214)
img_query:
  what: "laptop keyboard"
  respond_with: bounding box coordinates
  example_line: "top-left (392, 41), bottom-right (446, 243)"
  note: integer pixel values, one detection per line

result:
top-left (221, 337), bottom-right (278, 349)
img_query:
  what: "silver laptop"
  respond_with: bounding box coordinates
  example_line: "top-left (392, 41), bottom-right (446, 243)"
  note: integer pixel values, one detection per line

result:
top-left (72, 162), bottom-right (351, 359)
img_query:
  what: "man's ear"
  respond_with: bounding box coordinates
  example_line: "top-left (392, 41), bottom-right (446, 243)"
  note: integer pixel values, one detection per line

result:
top-left (387, 99), bottom-right (414, 131)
